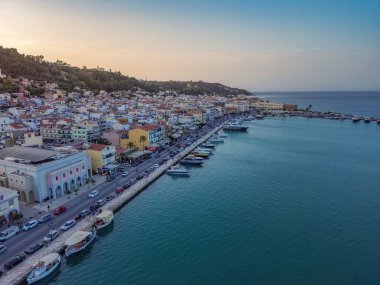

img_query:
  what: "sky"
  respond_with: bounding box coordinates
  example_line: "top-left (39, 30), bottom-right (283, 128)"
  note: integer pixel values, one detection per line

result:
top-left (0, 0), bottom-right (379, 92)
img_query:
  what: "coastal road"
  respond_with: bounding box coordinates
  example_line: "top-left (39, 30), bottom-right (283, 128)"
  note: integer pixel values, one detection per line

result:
top-left (0, 121), bottom-right (222, 272)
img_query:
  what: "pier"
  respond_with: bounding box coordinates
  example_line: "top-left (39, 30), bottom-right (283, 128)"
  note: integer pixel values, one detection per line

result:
top-left (0, 122), bottom-right (225, 285)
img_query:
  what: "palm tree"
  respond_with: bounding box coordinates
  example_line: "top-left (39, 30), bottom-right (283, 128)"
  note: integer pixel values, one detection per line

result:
top-left (139, 136), bottom-right (147, 149)
top-left (127, 142), bottom-right (135, 150)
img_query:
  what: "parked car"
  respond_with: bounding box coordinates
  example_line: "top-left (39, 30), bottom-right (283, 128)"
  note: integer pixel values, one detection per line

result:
top-left (60, 220), bottom-right (77, 231)
top-left (24, 243), bottom-right (43, 254)
top-left (97, 199), bottom-right (106, 207)
top-left (89, 204), bottom-right (97, 211)
top-left (22, 220), bottom-right (38, 231)
top-left (0, 226), bottom-right (20, 242)
top-left (136, 174), bottom-right (144, 180)
top-left (80, 209), bottom-right (91, 217)
top-left (38, 213), bottom-right (52, 223)
top-left (0, 244), bottom-right (6, 255)
top-left (43, 230), bottom-right (59, 243)
top-left (122, 171), bottom-right (129, 177)
top-left (88, 190), bottom-right (99, 198)
top-left (123, 183), bottom-right (130, 189)
top-left (53, 205), bottom-right (67, 215)
top-left (106, 175), bottom-right (115, 182)
top-left (153, 164), bottom-right (159, 168)
top-left (115, 187), bottom-right (124, 194)
top-left (106, 195), bottom-right (115, 202)
top-left (4, 255), bottom-right (25, 269)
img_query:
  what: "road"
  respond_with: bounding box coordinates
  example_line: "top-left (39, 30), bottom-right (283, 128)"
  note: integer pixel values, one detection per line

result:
top-left (0, 119), bottom-right (226, 272)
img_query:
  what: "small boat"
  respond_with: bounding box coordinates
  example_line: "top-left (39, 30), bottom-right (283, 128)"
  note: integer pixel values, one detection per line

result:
top-left (255, 115), bottom-right (264, 120)
top-left (352, 116), bottom-right (360, 123)
top-left (95, 210), bottom-right (114, 230)
top-left (27, 253), bottom-right (61, 284)
top-left (65, 230), bottom-right (96, 257)
top-left (166, 166), bottom-right (190, 176)
top-left (218, 131), bottom-right (228, 138)
top-left (364, 117), bottom-right (371, 123)
top-left (200, 143), bottom-right (216, 149)
top-left (208, 137), bottom-right (225, 143)
top-left (190, 151), bottom-right (209, 158)
top-left (195, 147), bottom-right (213, 154)
top-left (222, 123), bottom-right (249, 132)
top-left (180, 155), bottom-right (204, 165)
top-left (377, 120), bottom-right (380, 125)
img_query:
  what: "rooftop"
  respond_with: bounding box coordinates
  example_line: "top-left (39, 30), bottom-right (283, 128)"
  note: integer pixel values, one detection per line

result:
top-left (0, 146), bottom-right (68, 164)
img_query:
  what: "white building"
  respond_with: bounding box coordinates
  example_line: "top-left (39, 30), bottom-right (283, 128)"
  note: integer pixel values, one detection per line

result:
top-left (0, 146), bottom-right (92, 203)
top-left (0, 186), bottom-right (20, 223)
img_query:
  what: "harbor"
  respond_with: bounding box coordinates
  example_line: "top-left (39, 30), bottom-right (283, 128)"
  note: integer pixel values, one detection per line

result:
top-left (0, 121), bottom-right (228, 285)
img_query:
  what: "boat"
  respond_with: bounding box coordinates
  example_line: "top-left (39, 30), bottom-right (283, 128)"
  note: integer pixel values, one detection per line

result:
top-left (222, 123), bottom-right (249, 132)
top-left (364, 117), bottom-right (371, 123)
top-left (190, 151), bottom-right (210, 158)
top-left (218, 131), bottom-right (228, 138)
top-left (200, 143), bottom-right (216, 149)
top-left (95, 210), bottom-right (114, 230)
top-left (352, 116), bottom-right (360, 123)
top-left (64, 230), bottom-right (96, 257)
top-left (27, 253), bottom-right (61, 284)
top-left (166, 166), bottom-right (190, 176)
top-left (255, 115), bottom-right (264, 120)
top-left (180, 155), bottom-right (204, 165)
top-left (377, 120), bottom-right (380, 124)
top-left (208, 137), bottom-right (225, 143)
top-left (195, 147), bottom-right (213, 154)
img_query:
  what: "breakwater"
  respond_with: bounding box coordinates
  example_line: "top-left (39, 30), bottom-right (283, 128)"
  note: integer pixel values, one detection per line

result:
top-left (0, 122), bottom-right (225, 285)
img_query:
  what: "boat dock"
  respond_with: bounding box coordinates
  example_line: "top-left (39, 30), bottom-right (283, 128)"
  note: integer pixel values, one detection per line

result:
top-left (0, 122), bottom-right (226, 285)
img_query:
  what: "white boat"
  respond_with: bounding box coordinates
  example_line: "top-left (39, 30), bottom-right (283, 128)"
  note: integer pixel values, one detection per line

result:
top-left (195, 147), bottom-right (213, 154)
top-left (64, 230), bottom-right (96, 257)
top-left (208, 137), bottom-right (225, 143)
top-left (27, 253), bottom-right (61, 284)
top-left (218, 131), bottom-right (228, 138)
top-left (95, 210), bottom-right (114, 230)
top-left (166, 166), bottom-right (190, 176)
top-left (180, 155), bottom-right (204, 165)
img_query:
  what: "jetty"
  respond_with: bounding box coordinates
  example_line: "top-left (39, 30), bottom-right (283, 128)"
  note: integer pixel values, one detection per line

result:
top-left (0, 122), bottom-right (226, 285)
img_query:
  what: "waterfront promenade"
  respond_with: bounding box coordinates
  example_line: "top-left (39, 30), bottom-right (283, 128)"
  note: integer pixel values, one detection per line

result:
top-left (0, 122), bottom-right (225, 285)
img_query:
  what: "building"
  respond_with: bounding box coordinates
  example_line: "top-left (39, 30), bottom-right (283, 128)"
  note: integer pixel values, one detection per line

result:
top-left (86, 144), bottom-right (116, 175)
top-left (120, 124), bottom-right (166, 150)
top-left (71, 120), bottom-right (101, 142)
top-left (40, 124), bottom-right (72, 142)
top-left (0, 146), bottom-right (91, 203)
top-left (0, 186), bottom-right (20, 224)
top-left (14, 132), bottom-right (43, 146)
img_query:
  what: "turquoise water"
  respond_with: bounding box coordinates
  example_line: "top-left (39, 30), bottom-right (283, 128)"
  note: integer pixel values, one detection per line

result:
top-left (48, 118), bottom-right (380, 285)
top-left (256, 91), bottom-right (380, 118)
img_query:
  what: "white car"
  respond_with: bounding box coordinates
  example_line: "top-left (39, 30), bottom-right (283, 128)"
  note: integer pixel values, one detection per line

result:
top-left (0, 226), bottom-right (20, 241)
top-left (22, 220), bottom-right (38, 231)
top-left (60, 220), bottom-right (76, 231)
top-left (153, 164), bottom-right (159, 168)
top-left (43, 230), bottom-right (59, 243)
top-left (122, 171), bottom-right (129, 177)
top-left (88, 190), bottom-right (99, 198)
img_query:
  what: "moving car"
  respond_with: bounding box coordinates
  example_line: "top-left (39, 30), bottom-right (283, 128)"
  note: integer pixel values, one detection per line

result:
top-left (22, 220), bottom-right (39, 231)
top-left (0, 226), bottom-right (20, 242)
top-left (25, 243), bottom-right (44, 254)
top-left (122, 171), bottom-right (129, 177)
top-left (43, 230), bottom-right (59, 243)
top-left (60, 220), bottom-right (77, 231)
top-left (53, 206), bottom-right (67, 215)
top-left (4, 255), bottom-right (25, 269)
top-left (38, 213), bottom-right (52, 223)
top-left (88, 190), bottom-right (99, 198)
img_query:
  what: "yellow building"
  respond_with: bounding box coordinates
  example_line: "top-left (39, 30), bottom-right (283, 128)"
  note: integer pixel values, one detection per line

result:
top-left (120, 124), bottom-right (165, 151)
top-left (86, 144), bottom-right (116, 175)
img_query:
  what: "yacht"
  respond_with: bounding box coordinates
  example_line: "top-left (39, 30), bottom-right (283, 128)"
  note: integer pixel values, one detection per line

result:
top-left (195, 147), bottom-right (213, 154)
top-left (190, 151), bottom-right (210, 158)
top-left (95, 210), bottom-right (114, 230)
top-left (180, 155), bottom-right (204, 165)
top-left (208, 137), bottom-right (225, 143)
top-left (222, 122), bottom-right (249, 132)
top-left (166, 166), bottom-right (190, 176)
top-left (65, 230), bottom-right (96, 257)
top-left (27, 253), bottom-right (61, 284)
top-left (218, 131), bottom-right (228, 138)
top-left (200, 143), bottom-right (216, 149)
top-left (364, 117), bottom-right (371, 123)
top-left (352, 116), bottom-right (360, 123)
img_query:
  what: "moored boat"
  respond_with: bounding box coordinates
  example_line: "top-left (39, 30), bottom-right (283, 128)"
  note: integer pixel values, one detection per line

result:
top-left (166, 166), bottom-right (190, 176)
top-left (180, 155), bottom-right (204, 165)
top-left (65, 230), bottom-right (96, 257)
top-left (95, 210), bottom-right (114, 230)
top-left (190, 151), bottom-right (209, 158)
top-left (200, 143), bottom-right (215, 149)
top-left (218, 131), bottom-right (228, 138)
top-left (208, 137), bottom-right (225, 143)
top-left (222, 124), bottom-right (249, 132)
top-left (364, 117), bottom-right (371, 123)
top-left (27, 253), bottom-right (61, 284)
top-left (352, 116), bottom-right (360, 123)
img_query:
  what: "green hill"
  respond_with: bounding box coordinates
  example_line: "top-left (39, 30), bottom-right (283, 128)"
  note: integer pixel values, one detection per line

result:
top-left (0, 46), bottom-right (250, 96)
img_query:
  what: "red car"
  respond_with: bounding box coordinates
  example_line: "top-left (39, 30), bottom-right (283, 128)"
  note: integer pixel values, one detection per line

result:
top-left (53, 206), bottom-right (67, 215)
top-left (115, 187), bottom-right (124, 194)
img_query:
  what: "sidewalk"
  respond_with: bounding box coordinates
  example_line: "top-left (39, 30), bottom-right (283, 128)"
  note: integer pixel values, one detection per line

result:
top-left (31, 175), bottom-right (107, 212)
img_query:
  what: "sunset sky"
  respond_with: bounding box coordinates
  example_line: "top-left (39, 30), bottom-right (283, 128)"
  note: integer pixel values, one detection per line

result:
top-left (1, 0), bottom-right (379, 91)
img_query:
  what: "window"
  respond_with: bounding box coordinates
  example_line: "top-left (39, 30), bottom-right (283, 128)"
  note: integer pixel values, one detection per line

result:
top-left (63, 173), bottom-right (66, 178)
top-left (70, 170), bottom-right (72, 175)
top-left (9, 199), bottom-right (14, 207)
top-left (56, 176), bottom-right (59, 181)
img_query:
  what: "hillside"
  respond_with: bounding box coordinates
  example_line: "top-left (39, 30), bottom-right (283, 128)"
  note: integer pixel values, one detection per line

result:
top-left (0, 46), bottom-right (250, 96)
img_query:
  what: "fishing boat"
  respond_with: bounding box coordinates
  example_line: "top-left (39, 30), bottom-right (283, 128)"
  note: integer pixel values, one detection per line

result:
top-left (95, 210), bottom-right (114, 230)
top-left (180, 155), bottom-right (204, 165)
top-left (64, 230), bottom-right (96, 257)
top-left (27, 253), bottom-right (61, 284)
top-left (166, 166), bottom-right (190, 176)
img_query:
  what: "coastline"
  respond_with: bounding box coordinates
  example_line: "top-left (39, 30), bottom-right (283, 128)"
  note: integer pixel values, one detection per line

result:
top-left (0, 121), bottom-right (226, 285)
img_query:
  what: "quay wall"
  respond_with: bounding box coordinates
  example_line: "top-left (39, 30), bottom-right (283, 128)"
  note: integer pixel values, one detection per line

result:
top-left (1, 122), bottom-right (225, 285)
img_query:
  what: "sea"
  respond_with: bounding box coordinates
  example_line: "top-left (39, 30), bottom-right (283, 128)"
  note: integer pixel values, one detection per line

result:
top-left (256, 91), bottom-right (380, 118)
top-left (44, 93), bottom-right (380, 285)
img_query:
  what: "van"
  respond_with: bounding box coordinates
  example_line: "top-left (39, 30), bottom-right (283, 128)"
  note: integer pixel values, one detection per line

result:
top-left (0, 226), bottom-right (20, 241)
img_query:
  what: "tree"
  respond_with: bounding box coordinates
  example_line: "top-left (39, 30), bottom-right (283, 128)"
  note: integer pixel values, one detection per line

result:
top-left (127, 142), bottom-right (135, 149)
top-left (139, 136), bottom-right (147, 149)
